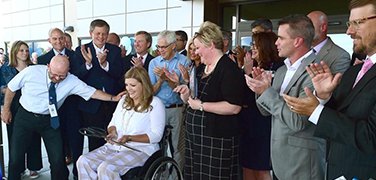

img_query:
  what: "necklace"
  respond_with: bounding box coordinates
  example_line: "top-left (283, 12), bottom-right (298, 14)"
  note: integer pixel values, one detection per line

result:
top-left (204, 59), bottom-right (220, 75)
top-left (121, 109), bottom-right (136, 133)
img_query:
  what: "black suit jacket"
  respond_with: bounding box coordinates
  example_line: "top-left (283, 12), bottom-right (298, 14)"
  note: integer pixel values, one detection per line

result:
top-left (315, 63), bottom-right (376, 179)
top-left (73, 42), bottom-right (123, 114)
top-left (123, 53), bottom-right (154, 72)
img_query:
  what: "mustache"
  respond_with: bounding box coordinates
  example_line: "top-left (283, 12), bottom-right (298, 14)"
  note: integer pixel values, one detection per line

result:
top-left (351, 35), bottom-right (361, 39)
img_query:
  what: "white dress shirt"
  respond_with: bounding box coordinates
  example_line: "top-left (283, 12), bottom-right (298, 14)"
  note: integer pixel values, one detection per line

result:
top-left (7, 65), bottom-right (96, 114)
top-left (280, 50), bottom-right (314, 95)
top-left (86, 43), bottom-right (110, 71)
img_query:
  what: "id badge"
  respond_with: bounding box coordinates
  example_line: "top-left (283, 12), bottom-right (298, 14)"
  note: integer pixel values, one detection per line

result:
top-left (48, 104), bottom-right (58, 117)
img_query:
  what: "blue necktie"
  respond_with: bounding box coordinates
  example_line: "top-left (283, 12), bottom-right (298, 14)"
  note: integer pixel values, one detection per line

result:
top-left (49, 82), bottom-right (60, 129)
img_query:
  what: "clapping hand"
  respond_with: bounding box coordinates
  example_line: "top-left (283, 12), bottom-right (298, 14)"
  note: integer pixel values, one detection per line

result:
top-left (233, 45), bottom-right (246, 67)
top-left (97, 49), bottom-right (109, 67)
top-left (243, 51), bottom-right (254, 75)
top-left (81, 45), bottom-right (92, 65)
top-left (306, 61), bottom-right (342, 100)
top-left (163, 69), bottom-right (179, 84)
top-left (178, 64), bottom-right (189, 84)
top-left (245, 69), bottom-right (272, 95)
top-left (283, 87), bottom-right (319, 116)
top-left (131, 56), bottom-right (144, 67)
top-left (153, 67), bottom-right (166, 80)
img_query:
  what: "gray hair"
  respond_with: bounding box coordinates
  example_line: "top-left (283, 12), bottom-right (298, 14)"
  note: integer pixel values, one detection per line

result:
top-left (157, 30), bottom-right (176, 44)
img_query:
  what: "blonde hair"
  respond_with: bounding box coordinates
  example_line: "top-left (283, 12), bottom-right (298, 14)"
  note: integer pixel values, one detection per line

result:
top-left (123, 67), bottom-right (154, 112)
top-left (194, 21), bottom-right (224, 50)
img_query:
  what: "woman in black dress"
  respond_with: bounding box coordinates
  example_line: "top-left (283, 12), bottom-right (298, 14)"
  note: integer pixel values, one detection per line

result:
top-left (240, 31), bottom-right (284, 180)
top-left (174, 21), bottom-right (244, 179)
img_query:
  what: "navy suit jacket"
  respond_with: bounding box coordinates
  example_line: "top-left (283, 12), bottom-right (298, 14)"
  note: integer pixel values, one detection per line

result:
top-left (180, 49), bottom-right (187, 56)
top-left (73, 42), bottom-right (123, 114)
top-left (38, 48), bottom-right (76, 68)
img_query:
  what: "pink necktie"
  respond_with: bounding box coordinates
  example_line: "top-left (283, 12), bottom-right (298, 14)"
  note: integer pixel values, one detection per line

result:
top-left (353, 58), bottom-right (373, 87)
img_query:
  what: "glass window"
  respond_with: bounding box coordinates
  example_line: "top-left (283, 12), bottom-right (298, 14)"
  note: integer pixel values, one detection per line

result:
top-left (328, 33), bottom-right (353, 55)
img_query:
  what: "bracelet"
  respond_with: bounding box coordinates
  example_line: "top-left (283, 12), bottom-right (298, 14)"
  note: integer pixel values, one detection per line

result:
top-left (110, 96), bottom-right (113, 101)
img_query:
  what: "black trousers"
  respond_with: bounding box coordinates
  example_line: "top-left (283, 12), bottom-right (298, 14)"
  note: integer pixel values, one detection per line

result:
top-left (6, 92), bottom-right (43, 173)
top-left (82, 102), bottom-right (116, 151)
top-left (59, 95), bottom-right (84, 177)
top-left (8, 106), bottom-right (68, 180)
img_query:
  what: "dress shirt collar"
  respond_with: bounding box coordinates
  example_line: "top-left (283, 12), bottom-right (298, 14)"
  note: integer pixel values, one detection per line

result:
top-left (313, 38), bottom-right (328, 55)
top-left (53, 48), bottom-right (66, 56)
top-left (284, 50), bottom-right (313, 71)
top-left (158, 52), bottom-right (178, 62)
top-left (367, 53), bottom-right (376, 64)
top-left (93, 43), bottom-right (106, 54)
top-left (45, 67), bottom-right (53, 86)
top-left (137, 53), bottom-right (147, 64)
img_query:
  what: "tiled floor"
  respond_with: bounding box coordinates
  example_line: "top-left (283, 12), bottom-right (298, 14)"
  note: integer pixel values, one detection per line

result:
top-left (1, 122), bottom-right (88, 180)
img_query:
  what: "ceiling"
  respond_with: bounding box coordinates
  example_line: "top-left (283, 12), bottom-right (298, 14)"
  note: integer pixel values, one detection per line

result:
top-left (219, 0), bottom-right (349, 20)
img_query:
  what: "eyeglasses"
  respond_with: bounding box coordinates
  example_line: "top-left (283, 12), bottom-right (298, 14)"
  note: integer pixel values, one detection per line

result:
top-left (346, 15), bottom-right (376, 29)
top-left (155, 43), bottom-right (173, 50)
top-left (49, 70), bottom-right (67, 79)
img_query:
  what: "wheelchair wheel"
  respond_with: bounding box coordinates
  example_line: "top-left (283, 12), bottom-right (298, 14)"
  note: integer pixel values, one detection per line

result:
top-left (143, 157), bottom-right (183, 180)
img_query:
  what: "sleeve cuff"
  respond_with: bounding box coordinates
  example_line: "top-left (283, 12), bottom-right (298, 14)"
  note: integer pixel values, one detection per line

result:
top-left (100, 61), bottom-right (109, 71)
top-left (85, 63), bottom-right (93, 70)
top-left (314, 90), bottom-right (331, 105)
top-left (308, 104), bottom-right (324, 125)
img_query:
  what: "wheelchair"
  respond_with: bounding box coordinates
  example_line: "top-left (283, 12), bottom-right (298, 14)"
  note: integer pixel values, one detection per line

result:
top-left (121, 125), bottom-right (183, 180)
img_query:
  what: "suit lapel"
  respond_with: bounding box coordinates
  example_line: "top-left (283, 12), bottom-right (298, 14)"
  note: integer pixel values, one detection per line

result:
top-left (272, 66), bottom-right (286, 91)
top-left (283, 53), bottom-right (316, 94)
top-left (338, 64), bottom-right (376, 110)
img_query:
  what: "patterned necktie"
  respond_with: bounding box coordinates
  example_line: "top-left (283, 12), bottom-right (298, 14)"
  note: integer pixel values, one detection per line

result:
top-left (49, 82), bottom-right (60, 129)
top-left (353, 58), bottom-right (373, 87)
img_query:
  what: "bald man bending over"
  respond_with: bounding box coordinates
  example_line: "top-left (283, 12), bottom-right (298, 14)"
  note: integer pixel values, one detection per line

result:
top-left (307, 11), bottom-right (351, 74)
top-left (1, 55), bottom-right (123, 180)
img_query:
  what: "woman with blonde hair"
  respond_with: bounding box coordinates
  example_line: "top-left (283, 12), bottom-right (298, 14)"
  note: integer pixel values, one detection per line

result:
top-left (77, 67), bottom-right (166, 180)
top-left (174, 21), bottom-right (244, 179)
top-left (1, 40), bottom-right (42, 178)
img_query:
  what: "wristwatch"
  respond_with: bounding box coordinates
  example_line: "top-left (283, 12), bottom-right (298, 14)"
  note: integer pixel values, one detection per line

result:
top-left (199, 101), bottom-right (204, 111)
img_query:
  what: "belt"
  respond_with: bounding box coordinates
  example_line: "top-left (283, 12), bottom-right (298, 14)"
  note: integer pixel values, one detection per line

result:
top-left (21, 106), bottom-right (50, 118)
top-left (32, 113), bottom-right (50, 118)
top-left (166, 104), bottom-right (184, 109)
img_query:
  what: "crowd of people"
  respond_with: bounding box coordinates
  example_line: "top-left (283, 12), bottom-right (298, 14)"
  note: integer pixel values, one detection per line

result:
top-left (0, 0), bottom-right (376, 179)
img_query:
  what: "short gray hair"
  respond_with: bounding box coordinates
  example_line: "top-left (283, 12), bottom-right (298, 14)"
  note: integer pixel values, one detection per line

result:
top-left (157, 30), bottom-right (176, 44)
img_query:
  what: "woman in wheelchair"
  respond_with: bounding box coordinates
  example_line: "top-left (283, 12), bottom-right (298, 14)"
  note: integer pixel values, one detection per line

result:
top-left (76, 67), bottom-right (166, 180)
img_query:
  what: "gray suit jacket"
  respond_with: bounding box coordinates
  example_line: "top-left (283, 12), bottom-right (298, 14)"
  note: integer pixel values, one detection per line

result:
top-left (315, 37), bottom-right (351, 74)
top-left (257, 52), bottom-right (326, 180)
